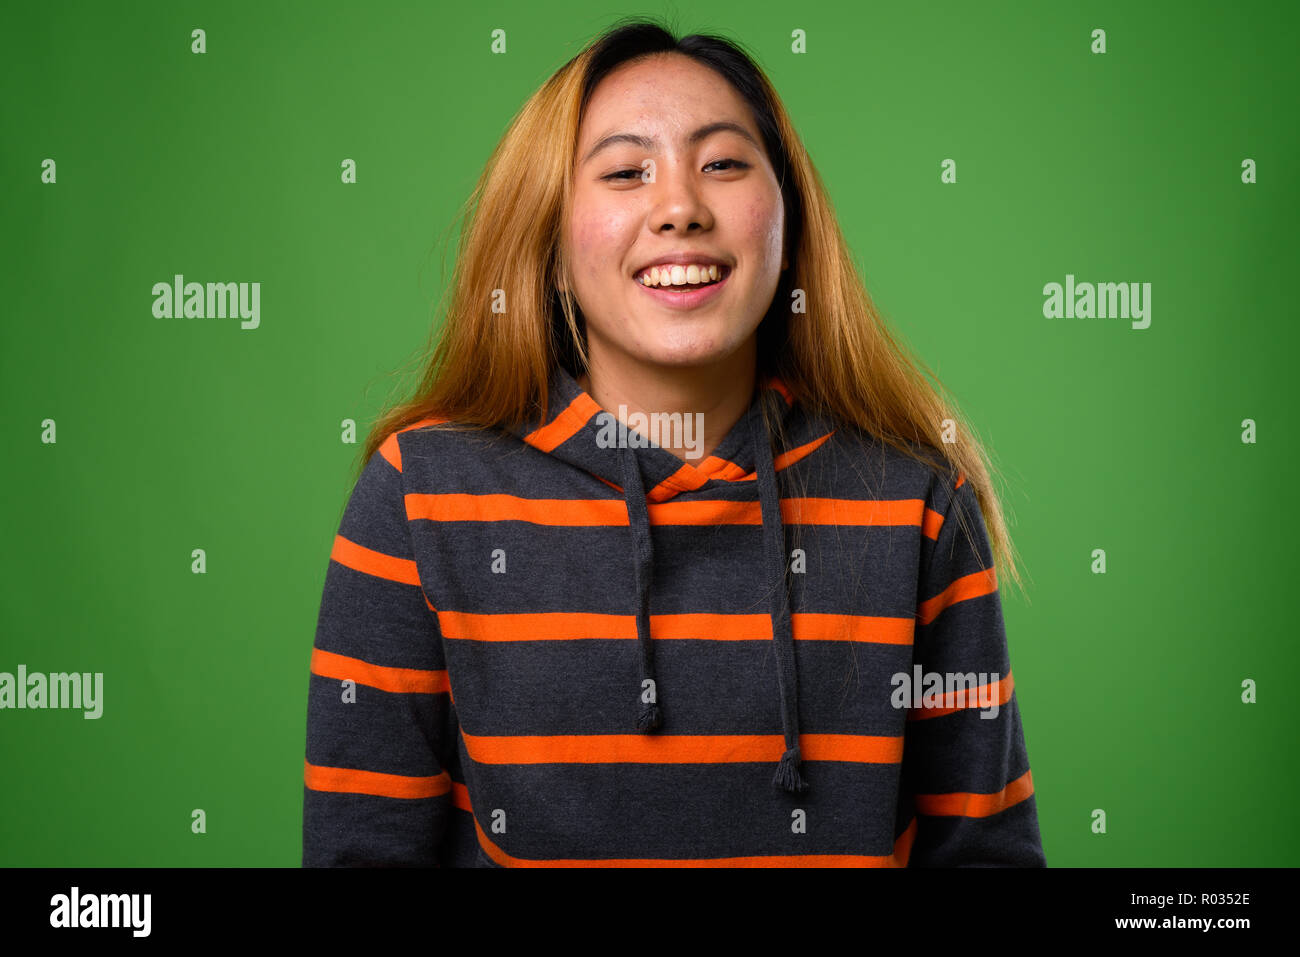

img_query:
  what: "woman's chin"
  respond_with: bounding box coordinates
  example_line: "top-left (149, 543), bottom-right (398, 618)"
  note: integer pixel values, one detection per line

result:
top-left (632, 337), bottom-right (752, 371)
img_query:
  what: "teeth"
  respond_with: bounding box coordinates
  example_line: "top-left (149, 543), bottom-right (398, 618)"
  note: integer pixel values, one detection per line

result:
top-left (637, 263), bottom-right (723, 287)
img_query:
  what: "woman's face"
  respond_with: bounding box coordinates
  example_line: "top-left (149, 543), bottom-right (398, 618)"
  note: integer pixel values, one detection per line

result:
top-left (564, 53), bottom-right (787, 375)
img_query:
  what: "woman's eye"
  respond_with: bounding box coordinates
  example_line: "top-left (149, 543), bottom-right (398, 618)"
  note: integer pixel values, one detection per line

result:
top-left (602, 159), bottom-right (750, 182)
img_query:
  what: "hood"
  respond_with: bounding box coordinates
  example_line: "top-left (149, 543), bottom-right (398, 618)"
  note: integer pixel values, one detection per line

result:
top-left (509, 363), bottom-right (835, 794)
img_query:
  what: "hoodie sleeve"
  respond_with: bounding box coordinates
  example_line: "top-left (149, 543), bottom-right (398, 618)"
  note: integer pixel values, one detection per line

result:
top-left (301, 435), bottom-right (452, 866)
top-left (902, 473), bottom-right (1046, 867)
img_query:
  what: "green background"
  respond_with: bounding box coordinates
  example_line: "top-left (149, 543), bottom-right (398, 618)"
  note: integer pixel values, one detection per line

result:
top-left (2, 0), bottom-right (1296, 866)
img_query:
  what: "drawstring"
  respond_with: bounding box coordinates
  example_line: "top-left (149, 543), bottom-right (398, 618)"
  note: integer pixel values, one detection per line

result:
top-left (617, 399), bottom-right (807, 793)
top-left (748, 406), bottom-right (808, 793)
top-left (621, 446), bottom-right (662, 731)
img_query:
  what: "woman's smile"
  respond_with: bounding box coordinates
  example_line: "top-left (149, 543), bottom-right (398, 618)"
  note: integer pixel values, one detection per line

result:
top-left (633, 262), bottom-right (732, 310)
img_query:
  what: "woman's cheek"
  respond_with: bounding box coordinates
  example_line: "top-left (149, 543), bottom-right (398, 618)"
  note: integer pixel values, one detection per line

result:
top-left (570, 215), bottom-right (627, 285)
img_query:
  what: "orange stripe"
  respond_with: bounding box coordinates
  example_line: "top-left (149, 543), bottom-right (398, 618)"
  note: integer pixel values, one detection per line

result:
top-left (303, 759), bottom-right (450, 799)
top-left (894, 814), bottom-right (917, 866)
top-left (438, 609), bottom-right (913, 644)
top-left (405, 493), bottom-right (927, 528)
top-left (378, 432), bottom-right (402, 472)
top-left (524, 393), bottom-right (603, 453)
top-left (403, 417), bottom-right (450, 431)
top-left (906, 671), bottom-right (1014, 720)
top-left (781, 497), bottom-right (924, 527)
top-left (794, 612), bottom-right (914, 644)
top-left (310, 647), bottom-right (449, 695)
top-left (406, 493), bottom-right (630, 526)
top-left (762, 375), bottom-right (796, 407)
top-left (662, 499), bottom-right (759, 524)
top-left (914, 769), bottom-right (1035, 818)
top-left (330, 534), bottom-right (421, 586)
top-left (471, 814), bottom-right (916, 867)
top-left (452, 781), bottom-right (472, 812)
top-left (648, 463), bottom-right (709, 501)
top-left (774, 430), bottom-right (833, 471)
top-left (695, 455), bottom-right (750, 482)
top-left (922, 473), bottom-right (968, 536)
top-left (460, 731), bottom-right (902, 765)
top-left (441, 610), bottom-right (637, 640)
top-left (684, 431), bottom-right (837, 486)
top-left (917, 567), bottom-right (998, 625)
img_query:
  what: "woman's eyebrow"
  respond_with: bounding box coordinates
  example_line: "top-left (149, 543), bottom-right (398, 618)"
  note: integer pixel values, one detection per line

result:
top-left (581, 121), bottom-right (759, 165)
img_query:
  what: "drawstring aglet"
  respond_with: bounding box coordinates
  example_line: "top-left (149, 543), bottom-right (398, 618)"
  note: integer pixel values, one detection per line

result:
top-left (637, 701), bottom-right (662, 732)
top-left (773, 744), bottom-right (809, 793)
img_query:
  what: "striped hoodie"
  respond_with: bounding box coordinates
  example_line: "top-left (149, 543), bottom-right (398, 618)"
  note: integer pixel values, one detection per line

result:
top-left (302, 362), bottom-right (1046, 866)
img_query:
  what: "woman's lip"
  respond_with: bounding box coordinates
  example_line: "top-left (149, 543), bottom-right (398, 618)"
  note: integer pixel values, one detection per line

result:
top-left (633, 266), bottom-right (731, 310)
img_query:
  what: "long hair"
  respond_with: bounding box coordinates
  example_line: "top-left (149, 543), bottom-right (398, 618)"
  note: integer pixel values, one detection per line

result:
top-left (357, 15), bottom-right (1026, 598)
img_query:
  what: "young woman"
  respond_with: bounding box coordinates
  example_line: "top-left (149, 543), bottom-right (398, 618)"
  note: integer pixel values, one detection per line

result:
top-left (302, 17), bottom-right (1046, 867)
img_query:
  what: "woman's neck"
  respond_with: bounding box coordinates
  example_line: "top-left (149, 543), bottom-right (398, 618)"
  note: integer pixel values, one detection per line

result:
top-left (576, 346), bottom-right (757, 464)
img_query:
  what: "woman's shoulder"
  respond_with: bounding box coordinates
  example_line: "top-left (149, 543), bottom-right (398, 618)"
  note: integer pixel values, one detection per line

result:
top-left (810, 412), bottom-right (960, 504)
top-left (373, 417), bottom-right (518, 479)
